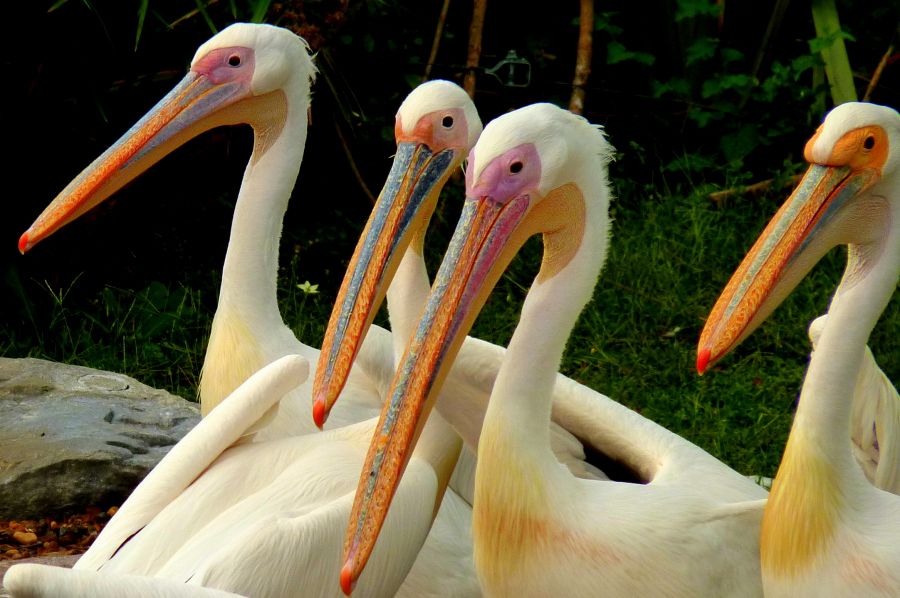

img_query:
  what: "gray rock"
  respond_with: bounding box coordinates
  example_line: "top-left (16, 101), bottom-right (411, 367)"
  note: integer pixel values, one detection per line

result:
top-left (0, 358), bottom-right (199, 519)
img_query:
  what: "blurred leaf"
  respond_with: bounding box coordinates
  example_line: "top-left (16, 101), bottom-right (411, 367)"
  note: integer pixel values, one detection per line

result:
top-left (651, 77), bottom-right (690, 98)
top-left (720, 125), bottom-right (760, 164)
top-left (593, 12), bottom-right (624, 35)
top-left (607, 41), bottom-right (655, 66)
top-left (135, 0), bottom-right (149, 51)
top-left (685, 37), bottom-right (718, 66)
top-left (720, 48), bottom-right (744, 64)
top-left (675, 0), bottom-right (723, 21)
top-left (248, 0), bottom-right (272, 23)
top-left (48, 0), bottom-right (71, 12)
top-left (193, 0), bottom-right (218, 34)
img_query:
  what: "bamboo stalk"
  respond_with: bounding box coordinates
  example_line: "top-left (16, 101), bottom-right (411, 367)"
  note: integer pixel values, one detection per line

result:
top-left (568, 0), bottom-right (594, 115)
top-left (423, 0), bottom-right (453, 82)
top-left (810, 0), bottom-right (857, 105)
top-left (463, 0), bottom-right (488, 98)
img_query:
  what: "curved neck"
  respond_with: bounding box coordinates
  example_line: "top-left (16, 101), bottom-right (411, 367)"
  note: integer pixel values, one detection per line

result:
top-left (761, 190), bottom-right (897, 577)
top-left (218, 90), bottom-right (307, 333)
top-left (791, 193), bottom-right (898, 468)
top-left (486, 176), bottom-right (609, 456)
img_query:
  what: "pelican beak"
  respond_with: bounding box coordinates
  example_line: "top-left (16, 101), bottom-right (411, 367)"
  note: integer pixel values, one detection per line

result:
top-left (19, 68), bottom-right (258, 253)
top-left (311, 140), bottom-right (459, 428)
top-left (339, 169), bottom-right (568, 592)
top-left (338, 130), bottom-right (585, 590)
top-left (697, 162), bottom-right (881, 373)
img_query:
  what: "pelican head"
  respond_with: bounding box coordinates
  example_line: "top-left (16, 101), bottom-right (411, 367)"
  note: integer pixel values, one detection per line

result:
top-left (340, 103), bottom-right (613, 593)
top-left (698, 102), bottom-right (899, 372)
top-left (19, 23), bottom-right (315, 253)
top-left (312, 80), bottom-right (481, 427)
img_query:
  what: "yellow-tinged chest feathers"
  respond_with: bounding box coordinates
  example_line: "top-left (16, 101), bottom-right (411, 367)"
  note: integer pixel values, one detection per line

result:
top-left (473, 431), bottom-right (550, 586)
top-left (761, 431), bottom-right (844, 578)
top-left (199, 310), bottom-right (266, 416)
top-left (473, 424), bottom-right (620, 593)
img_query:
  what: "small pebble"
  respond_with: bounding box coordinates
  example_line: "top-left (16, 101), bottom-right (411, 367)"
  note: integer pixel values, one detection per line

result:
top-left (13, 531), bottom-right (38, 545)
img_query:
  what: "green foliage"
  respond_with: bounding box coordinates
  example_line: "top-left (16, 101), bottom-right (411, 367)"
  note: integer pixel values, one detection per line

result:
top-left (4, 276), bottom-right (210, 399)
top-left (606, 41), bottom-right (655, 66)
top-left (674, 0), bottom-right (723, 21)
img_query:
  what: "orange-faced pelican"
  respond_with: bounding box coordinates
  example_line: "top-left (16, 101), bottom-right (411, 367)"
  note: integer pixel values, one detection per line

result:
top-left (698, 102), bottom-right (900, 596)
top-left (8, 24), bottom-right (479, 598)
top-left (339, 104), bottom-right (769, 596)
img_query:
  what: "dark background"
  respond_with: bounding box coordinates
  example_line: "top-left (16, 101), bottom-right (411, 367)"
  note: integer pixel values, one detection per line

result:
top-left (3, 0), bottom-right (898, 365)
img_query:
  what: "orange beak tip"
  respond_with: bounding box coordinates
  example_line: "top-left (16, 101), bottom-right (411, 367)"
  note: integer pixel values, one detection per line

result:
top-left (18, 231), bottom-right (31, 255)
top-left (696, 347), bottom-right (711, 375)
top-left (340, 558), bottom-right (356, 596)
top-left (312, 395), bottom-right (327, 430)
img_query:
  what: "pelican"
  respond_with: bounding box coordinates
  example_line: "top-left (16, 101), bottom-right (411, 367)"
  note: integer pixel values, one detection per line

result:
top-left (18, 25), bottom-right (381, 438)
top-left (339, 103), bottom-right (769, 596)
top-left (698, 102), bottom-right (900, 596)
top-left (310, 80), bottom-right (609, 480)
top-left (9, 24), bottom-right (479, 597)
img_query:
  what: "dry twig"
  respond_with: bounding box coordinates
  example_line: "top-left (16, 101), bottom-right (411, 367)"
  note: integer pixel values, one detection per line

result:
top-left (569, 0), bottom-right (594, 115)
top-left (463, 0), bottom-right (488, 98)
top-left (424, 0), bottom-right (453, 82)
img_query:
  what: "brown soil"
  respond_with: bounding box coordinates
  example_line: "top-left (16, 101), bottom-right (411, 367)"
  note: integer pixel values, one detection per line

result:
top-left (0, 506), bottom-right (116, 562)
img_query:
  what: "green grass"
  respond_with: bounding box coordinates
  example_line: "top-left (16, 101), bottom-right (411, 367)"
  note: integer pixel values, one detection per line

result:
top-left (2, 178), bottom-right (897, 482)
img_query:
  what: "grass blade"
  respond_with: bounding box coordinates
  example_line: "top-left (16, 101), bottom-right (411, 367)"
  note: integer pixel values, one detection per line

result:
top-left (135, 0), bottom-right (149, 51)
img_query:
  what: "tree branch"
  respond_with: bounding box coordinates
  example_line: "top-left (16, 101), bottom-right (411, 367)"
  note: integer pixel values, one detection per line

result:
top-left (463, 0), bottom-right (488, 98)
top-left (423, 0), bottom-right (453, 82)
top-left (569, 0), bottom-right (594, 114)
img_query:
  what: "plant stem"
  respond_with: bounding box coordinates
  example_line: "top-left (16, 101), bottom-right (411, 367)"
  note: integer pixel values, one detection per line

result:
top-left (463, 0), bottom-right (488, 98)
top-left (569, 0), bottom-right (594, 115)
top-left (423, 0), bottom-right (453, 83)
top-left (810, 0), bottom-right (857, 105)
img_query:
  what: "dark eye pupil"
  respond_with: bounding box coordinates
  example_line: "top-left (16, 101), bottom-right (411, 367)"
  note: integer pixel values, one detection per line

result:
top-left (228, 55), bottom-right (241, 67)
top-left (510, 161), bottom-right (523, 174)
top-left (442, 115), bottom-right (454, 128)
top-left (863, 136), bottom-right (875, 150)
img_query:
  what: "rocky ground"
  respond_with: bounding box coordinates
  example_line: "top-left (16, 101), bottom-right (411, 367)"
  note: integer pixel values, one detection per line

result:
top-left (0, 507), bottom-right (115, 562)
top-left (0, 358), bottom-right (200, 594)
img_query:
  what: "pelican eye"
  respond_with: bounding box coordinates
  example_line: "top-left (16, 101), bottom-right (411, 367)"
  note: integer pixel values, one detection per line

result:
top-left (509, 161), bottom-right (524, 174)
top-left (228, 54), bottom-right (242, 67)
top-left (441, 115), bottom-right (454, 128)
top-left (863, 135), bottom-right (875, 150)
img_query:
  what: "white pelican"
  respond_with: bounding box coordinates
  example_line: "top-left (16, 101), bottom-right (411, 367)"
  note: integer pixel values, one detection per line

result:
top-left (698, 102), bottom-right (900, 596)
top-left (309, 80), bottom-right (609, 482)
top-left (10, 24), bottom-right (479, 597)
top-left (339, 103), bottom-right (769, 596)
top-left (18, 25), bottom-right (381, 438)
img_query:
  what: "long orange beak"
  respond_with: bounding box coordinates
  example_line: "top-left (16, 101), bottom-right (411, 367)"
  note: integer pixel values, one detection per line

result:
top-left (334, 161), bottom-right (588, 592)
top-left (311, 141), bottom-right (461, 427)
top-left (18, 69), bottom-right (258, 253)
top-left (697, 162), bottom-right (880, 373)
